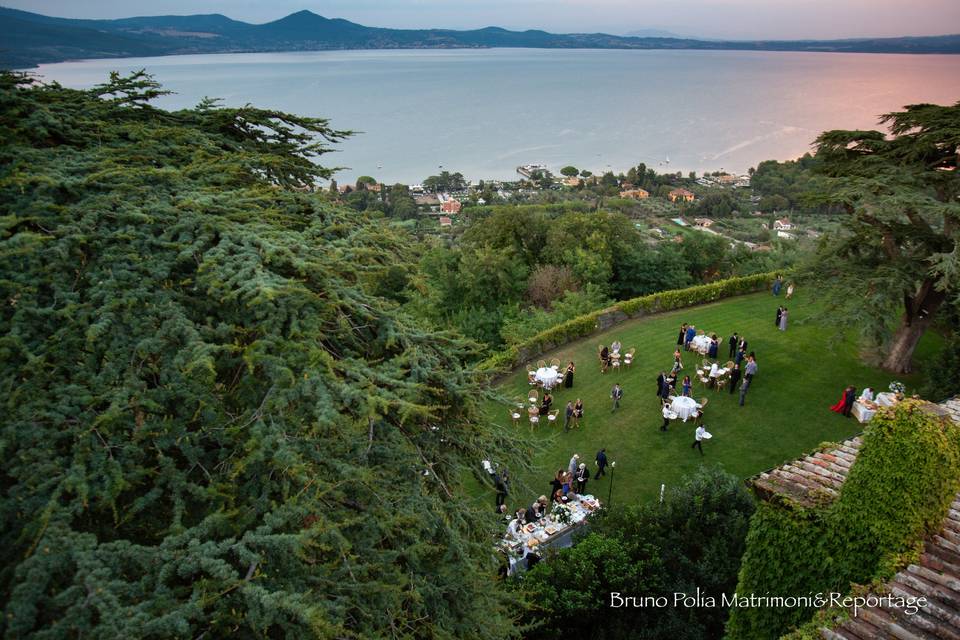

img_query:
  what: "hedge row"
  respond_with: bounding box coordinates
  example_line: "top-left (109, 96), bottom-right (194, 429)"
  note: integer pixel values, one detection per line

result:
top-left (480, 271), bottom-right (778, 372)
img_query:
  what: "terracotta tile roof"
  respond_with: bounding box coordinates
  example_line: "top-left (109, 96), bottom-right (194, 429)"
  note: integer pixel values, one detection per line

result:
top-left (820, 493), bottom-right (960, 639)
top-left (750, 437), bottom-right (863, 507)
top-left (750, 396), bottom-right (960, 639)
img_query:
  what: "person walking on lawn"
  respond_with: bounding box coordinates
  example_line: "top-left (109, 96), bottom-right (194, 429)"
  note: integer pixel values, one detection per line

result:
top-left (611, 383), bottom-right (623, 412)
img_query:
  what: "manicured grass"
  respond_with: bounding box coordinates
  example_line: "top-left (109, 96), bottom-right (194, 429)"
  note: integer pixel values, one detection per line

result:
top-left (481, 290), bottom-right (941, 510)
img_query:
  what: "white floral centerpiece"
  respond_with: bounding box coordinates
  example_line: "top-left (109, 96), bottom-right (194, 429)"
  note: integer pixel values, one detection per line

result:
top-left (889, 381), bottom-right (906, 399)
top-left (551, 501), bottom-right (572, 525)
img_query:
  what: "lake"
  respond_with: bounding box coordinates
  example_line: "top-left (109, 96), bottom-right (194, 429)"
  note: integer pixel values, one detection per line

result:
top-left (34, 48), bottom-right (960, 184)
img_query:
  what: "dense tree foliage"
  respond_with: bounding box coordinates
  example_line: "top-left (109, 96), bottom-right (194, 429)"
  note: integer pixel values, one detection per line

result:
top-left (516, 468), bottom-right (755, 640)
top-left (0, 72), bottom-right (525, 639)
top-left (803, 101), bottom-right (960, 372)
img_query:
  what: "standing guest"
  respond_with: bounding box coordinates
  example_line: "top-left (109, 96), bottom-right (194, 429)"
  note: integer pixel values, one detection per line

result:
top-left (660, 376), bottom-right (672, 401)
top-left (843, 385), bottom-right (857, 417)
top-left (728, 363), bottom-right (741, 395)
top-left (692, 424), bottom-right (707, 455)
top-left (661, 401), bottom-right (672, 432)
top-left (708, 335), bottom-right (719, 360)
top-left (495, 470), bottom-right (509, 508)
top-left (561, 471), bottom-right (573, 495)
top-left (611, 383), bottom-right (623, 412)
top-left (728, 332), bottom-right (739, 359)
top-left (685, 324), bottom-right (696, 351)
top-left (599, 345), bottom-right (610, 373)
top-left (568, 453), bottom-right (580, 475)
top-left (539, 392), bottom-right (553, 417)
top-left (549, 470), bottom-right (564, 500)
top-left (656, 371), bottom-right (666, 397)
top-left (573, 398), bottom-right (584, 427)
top-left (525, 500), bottom-right (540, 523)
top-left (507, 514), bottom-right (525, 539)
top-left (786, 283), bottom-right (795, 299)
top-left (595, 448), bottom-right (608, 478)
top-left (744, 356), bottom-right (758, 383)
top-left (575, 463), bottom-right (591, 493)
top-left (564, 361), bottom-right (575, 389)
top-left (775, 305), bottom-right (784, 328)
top-left (738, 337), bottom-right (748, 354)
top-left (682, 375), bottom-right (692, 397)
top-left (672, 349), bottom-right (683, 374)
top-left (739, 378), bottom-right (751, 407)
top-left (773, 275), bottom-right (783, 296)
top-left (779, 308), bottom-right (788, 332)
top-left (677, 323), bottom-right (687, 347)
top-left (735, 347), bottom-right (746, 365)
top-left (563, 401), bottom-right (574, 432)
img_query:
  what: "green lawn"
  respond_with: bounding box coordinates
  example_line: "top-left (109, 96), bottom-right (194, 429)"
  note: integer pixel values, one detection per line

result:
top-left (481, 290), bottom-right (941, 510)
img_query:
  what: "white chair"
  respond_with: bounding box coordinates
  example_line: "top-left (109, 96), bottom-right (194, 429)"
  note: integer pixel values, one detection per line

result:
top-left (529, 414), bottom-right (540, 430)
top-left (546, 409), bottom-right (559, 426)
top-left (510, 409), bottom-right (521, 426)
top-left (611, 359), bottom-right (621, 370)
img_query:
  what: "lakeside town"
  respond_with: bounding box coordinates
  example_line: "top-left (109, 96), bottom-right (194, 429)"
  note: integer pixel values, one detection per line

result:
top-left (327, 159), bottom-right (833, 252)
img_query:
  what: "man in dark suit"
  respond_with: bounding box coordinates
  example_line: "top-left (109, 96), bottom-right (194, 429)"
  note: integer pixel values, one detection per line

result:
top-left (728, 363), bottom-right (741, 395)
top-left (728, 333), bottom-right (739, 359)
top-left (575, 463), bottom-right (590, 493)
top-left (494, 472), bottom-right (509, 508)
top-left (738, 337), bottom-right (748, 354)
top-left (843, 386), bottom-right (856, 417)
top-left (611, 383), bottom-right (623, 412)
top-left (595, 448), bottom-right (608, 478)
top-left (656, 372), bottom-right (666, 397)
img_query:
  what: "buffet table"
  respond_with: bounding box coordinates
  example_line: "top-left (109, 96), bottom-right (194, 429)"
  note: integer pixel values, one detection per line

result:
top-left (499, 494), bottom-right (600, 574)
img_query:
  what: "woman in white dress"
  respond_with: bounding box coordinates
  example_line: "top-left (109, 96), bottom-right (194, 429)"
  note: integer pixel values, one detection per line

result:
top-left (779, 308), bottom-right (788, 331)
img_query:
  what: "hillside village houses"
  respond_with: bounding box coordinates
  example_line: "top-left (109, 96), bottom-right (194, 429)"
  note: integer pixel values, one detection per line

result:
top-left (668, 187), bottom-right (695, 203)
top-left (438, 216), bottom-right (453, 227)
top-left (693, 217), bottom-right (715, 228)
top-left (439, 195), bottom-right (462, 214)
top-left (563, 176), bottom-right (583, 187)
top-left (773, 218), bottom-right (793, 231)
top-left (619, 188), bottom-right (650, 199)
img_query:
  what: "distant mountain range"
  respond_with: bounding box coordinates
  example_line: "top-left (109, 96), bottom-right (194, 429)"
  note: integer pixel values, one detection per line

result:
top-left (2, 6), bottom-right (959, 69)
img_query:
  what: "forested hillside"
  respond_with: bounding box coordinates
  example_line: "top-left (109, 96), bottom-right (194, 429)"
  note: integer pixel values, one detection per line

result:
top-left (0, 71), bottom-right (524, 638)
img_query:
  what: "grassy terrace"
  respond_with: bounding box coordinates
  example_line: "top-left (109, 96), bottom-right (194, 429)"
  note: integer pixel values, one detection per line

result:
top-left (482, 290), bottom-right (942, 509)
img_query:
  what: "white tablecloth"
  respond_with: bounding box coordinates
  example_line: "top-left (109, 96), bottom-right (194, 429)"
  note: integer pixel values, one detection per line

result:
top-left (875, 392), bottom-right (898, 407)
top-left (500, 494), bottom-right (600, 575)
top-left (709, 367), bottom-right (729, 378)
top-left (535, 366), bottom-right (559, 388)
top-left (671, 396), bottom-right (701, 422)
top-left (852, 401), bottom-right (876, 423)
top-left (691, 335), bottom-right (712, 352)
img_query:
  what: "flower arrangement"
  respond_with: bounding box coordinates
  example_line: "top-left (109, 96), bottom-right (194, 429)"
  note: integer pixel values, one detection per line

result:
top-left (889, 381), bottom-right (906, 395)
top-left (551, 501), bottom-right (572, 525)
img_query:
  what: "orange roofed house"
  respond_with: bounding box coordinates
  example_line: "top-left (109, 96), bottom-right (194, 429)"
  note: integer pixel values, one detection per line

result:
top-left (668, 188), bottom-right (695, 203)
top-left (440, 199), bottom-right (462, 215)
top-left (619, 188), bottom-right (650, 200)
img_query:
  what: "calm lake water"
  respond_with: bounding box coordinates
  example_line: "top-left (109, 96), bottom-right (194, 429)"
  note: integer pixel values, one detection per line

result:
top-left (34, 49), bottom-right (960, 184)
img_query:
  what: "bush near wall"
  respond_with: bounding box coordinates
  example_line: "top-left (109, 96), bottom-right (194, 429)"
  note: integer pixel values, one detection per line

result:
top-left (480, 271), bottom-right (777, 372)
top-left (726, 401), bottom-right (960, 639)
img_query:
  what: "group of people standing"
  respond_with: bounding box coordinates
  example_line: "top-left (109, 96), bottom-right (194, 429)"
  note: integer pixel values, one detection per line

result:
top-left (497, 449), bottom-right (610, 527)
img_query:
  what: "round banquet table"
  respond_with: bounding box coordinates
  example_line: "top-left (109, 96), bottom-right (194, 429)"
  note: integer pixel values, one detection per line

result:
top-left (535, 366), bottom-right (559, 389)
top-left (670, 396), bottom-right (701, 422)
top-left (691, 335), bottom-right (712, 353)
